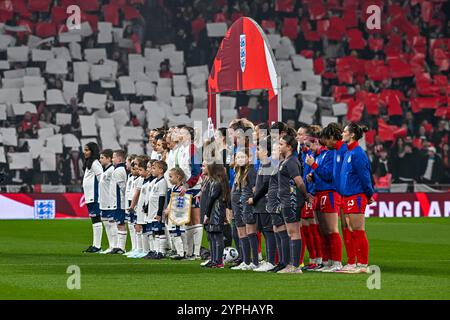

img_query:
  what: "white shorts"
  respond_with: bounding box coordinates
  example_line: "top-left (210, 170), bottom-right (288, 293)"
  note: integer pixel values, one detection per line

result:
top-left (136, 210), bottom-right (146, 225)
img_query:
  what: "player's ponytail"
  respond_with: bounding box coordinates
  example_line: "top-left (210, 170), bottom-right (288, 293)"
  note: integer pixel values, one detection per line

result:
top-left (347, 122), bottom-right (368, 141)
top-left (322, 123), bottom-right (343, 141)
top-left (281, 133), bottom-right (298, 152)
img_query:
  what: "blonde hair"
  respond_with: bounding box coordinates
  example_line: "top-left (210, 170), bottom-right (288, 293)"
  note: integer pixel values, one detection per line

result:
top-left (169, 167), bottom-right (186, 183)
top-left (234, 149), bottom-right (251, 188)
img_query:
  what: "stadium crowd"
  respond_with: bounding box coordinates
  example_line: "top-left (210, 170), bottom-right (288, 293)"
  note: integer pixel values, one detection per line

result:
top-left (0, 0), bottom-right (449, 191)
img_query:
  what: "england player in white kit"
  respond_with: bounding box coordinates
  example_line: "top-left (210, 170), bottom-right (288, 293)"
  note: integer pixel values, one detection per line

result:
top-left (98, 149), bottom-right (117, 254)
top-left (108, 150), bottom-right (128, 254)
top-left (123, 155), bottom-right (138, 256)
top-left (82, 142), bottom-right (103, 253)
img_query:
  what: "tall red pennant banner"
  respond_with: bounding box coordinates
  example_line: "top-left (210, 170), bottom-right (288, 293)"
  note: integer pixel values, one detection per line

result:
top-left (208, 17), bottom-right (280, 126)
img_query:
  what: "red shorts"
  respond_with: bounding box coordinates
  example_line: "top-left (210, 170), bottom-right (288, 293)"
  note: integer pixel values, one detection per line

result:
top-left (301, 197), bottom-right (316, 219)
top-left (342, 193), bottom-right (368, 214)
top-left (315, 190), bottom-right (341, 213)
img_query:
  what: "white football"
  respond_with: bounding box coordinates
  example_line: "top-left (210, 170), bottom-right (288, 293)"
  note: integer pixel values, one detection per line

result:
top-left (223, 247), bottom-right (239, 263)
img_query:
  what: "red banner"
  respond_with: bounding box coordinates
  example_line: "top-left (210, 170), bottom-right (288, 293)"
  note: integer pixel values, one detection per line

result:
top-left (1, 192), bottom-right (448, 219)
top-left (0, 193), bottom-right (88, 219)
top-left (366, 193), bottom-right (450, 218)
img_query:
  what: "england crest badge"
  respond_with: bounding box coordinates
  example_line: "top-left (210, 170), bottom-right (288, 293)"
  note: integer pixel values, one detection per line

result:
top-left (240, 34), bottom-right (246, 72)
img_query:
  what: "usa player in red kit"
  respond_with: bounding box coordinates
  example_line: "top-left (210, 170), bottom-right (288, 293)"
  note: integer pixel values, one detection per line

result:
top-left (339, 123), bottom-right (375, 274)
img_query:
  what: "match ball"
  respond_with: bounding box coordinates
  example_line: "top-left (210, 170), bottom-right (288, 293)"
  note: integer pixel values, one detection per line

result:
top-left (223, 247), bottom-right (239, 263)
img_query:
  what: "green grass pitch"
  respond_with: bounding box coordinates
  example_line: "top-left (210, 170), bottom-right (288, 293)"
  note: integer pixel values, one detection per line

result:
top-left (0, 218), bottom-right (449, 300)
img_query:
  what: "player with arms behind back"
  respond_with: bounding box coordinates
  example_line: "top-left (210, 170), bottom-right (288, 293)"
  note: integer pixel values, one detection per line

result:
top-left (277, 130), bottom-right (308, 274)
top-left (98, 149), bottom-right (118, 254)
top-left (340, 123), bottom-right (375, 274)
top-left (82, 142), bottom-right (103, 253)
top-left (108, 150), bottom-right (128, 254)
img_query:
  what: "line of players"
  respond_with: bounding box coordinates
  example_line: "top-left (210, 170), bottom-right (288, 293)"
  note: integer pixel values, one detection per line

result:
top-left (222, 120), bottom-right (374, 274)
top-left (81, 146), bottom-right (202, 260)
top-left (81, 120), bottom-right (374, 274)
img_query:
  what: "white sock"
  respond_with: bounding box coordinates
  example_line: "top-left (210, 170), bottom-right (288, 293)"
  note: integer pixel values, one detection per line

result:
top-left (136, 232), bottom-right (143, 252)
top-left (148, 234), bottom-right (155, 252)
top-left (110, 222), bottom-right (118, 248)
top-left (181, 232), bottom-right (187, 255)
top-left (185, 226), bottom-right (194, 256)
top-left (128, 223), bottom-right (136, 251)
top-left (154, 235), bottom-right (160, 253)
top-left (103, 220), bottom-right (112, 249)
top-left (165, 225), bottom-right (173, 250)
top-left (192, 224), bottom-right (203, 256)
top-left (173, 236), bottom-right (184, 256)
top-left (142, 233), bottom-right (150, 252)
top-left (316, 257), bottom-right (322, 265)
top-left (118, 230), bottom-right (127, 250)
top-left (159, 235), bottom-right (167, 254)
top-left (92, 222), bottom-right (103, 248)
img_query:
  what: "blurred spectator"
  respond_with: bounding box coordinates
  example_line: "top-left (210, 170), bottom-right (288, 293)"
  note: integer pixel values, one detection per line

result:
top-left (420, 147), bottom-right (443, 185)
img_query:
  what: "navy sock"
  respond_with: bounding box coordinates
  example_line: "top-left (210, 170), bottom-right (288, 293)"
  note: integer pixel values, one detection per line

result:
top-left (274, 232), bottom-right (283, 264)
top-left (290, 239), bottom-right (303, 267)
top-left (208, 232), bottom-right (217, 263)
top-left (279, 230), bottom-right (290, 266)
top-left (213, 232), bottom-right (224, 264)
top-left (263, 231), bottom-right (276, 265)
top-left (232, 222), bottom-right (242, 259)
top-left (248, 233), bottom-right (259, 266)
top-left (240, 237), bottom-right (251, 265)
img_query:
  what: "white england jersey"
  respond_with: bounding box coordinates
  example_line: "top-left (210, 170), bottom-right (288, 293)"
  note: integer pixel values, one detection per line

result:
top-left (82, 160), bottom-right (103, 204)
top-left (147, 176), bottom-right (168, 220)
top-left (150, 150), bottom-right (161, 160)
top-left (99, 164), bottom-right (115, 210)
top-left (125, 174), bottom-right (136, 203)
top-left (110, 164), bottom-right (127, 210)
top-left (136, 178), bottom-right (151, 223)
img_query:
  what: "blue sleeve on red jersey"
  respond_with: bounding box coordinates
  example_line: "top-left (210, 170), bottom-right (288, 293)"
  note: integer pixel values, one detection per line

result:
top-left (313, 151), bottom-right (334, 183)
top-left (353, 149), bottom-right (374, 199)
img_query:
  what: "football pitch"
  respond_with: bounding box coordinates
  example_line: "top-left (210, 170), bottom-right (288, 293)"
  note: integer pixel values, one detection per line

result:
top-left (0, 218), bottom-right (449, 300)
